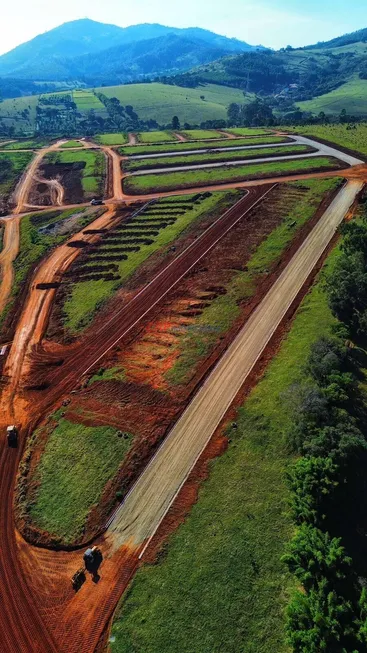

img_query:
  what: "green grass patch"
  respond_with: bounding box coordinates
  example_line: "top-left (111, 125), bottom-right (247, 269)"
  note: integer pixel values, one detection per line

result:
top-left (1, 139), bottom-right (50, 150)
top-left (99, 82), bottom-right (251, 124)
top-left (167, 178), bottom-right (340, 385)
top-left (59, 140), bottom-right (84, 148)
top-left (72, 89), bottom-right (107, 114)
top-left (125, 144), bottom-right (313, 172)
top-left (88, 365), bottom-right (126, 385)
top-left (225, 127), bottom-right (272, 136)
top-left (93, 133), bottom-right (128, 145)
top-left (62, 192), bottom-right (238, 334)
top-left (110, 245), bottom-right (340, 653)
top-left (29, 418), bottom-right (133, 543)
top-left (181, 129), bottom-right (223, 140)
top-left (121, 135), bottom-right (287, 156)
top-left (137, 131), bottom-right (176, 143)
top-left (124, 156), bottom-right (340, 194)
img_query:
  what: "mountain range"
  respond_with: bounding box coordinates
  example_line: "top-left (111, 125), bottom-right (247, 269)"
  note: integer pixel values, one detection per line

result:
top-left (0, 19), bottom-right (263, 84)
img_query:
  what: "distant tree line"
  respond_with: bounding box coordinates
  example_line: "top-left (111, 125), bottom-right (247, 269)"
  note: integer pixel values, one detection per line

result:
top-left (282, 200), bottom-right (367, 651)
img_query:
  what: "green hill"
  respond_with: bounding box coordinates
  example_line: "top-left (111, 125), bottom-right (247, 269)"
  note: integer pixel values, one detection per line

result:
top-left (297, 76), bottom-right (367, 116)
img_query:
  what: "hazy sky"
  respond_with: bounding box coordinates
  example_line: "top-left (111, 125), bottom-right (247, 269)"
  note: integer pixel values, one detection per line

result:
top-left (1, 0), bottom-right (366, 55)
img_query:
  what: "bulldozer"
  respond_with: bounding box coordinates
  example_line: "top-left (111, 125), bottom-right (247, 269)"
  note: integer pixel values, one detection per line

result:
top-left (6, 425), bottom-right (18, 446)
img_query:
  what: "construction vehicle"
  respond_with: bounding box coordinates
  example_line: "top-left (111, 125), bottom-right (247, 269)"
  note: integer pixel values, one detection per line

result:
top-left (71, 568), bottom-right (86, 591)
top-left (83, 546), bottom-right (102, 572)
top-left (90, 198), bottom-right (104, 206)
top-left (7, 425), bottom-right (18, 446)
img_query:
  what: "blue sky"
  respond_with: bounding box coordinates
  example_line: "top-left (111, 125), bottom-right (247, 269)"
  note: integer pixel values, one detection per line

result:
top-left (1, 0), bottom-right (366, 55)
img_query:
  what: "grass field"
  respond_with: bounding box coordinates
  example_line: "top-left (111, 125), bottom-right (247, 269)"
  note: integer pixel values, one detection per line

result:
top-left (124, 156), bottom-right (340, 194)
top-left (120, 135), bottom-right (288, 156)
top-left (72, 89), bottom-right (107, 115)
top-left (46, 149), bottom-right (105, 196)
top-left (290, 122), bottom-right (367, 158)
top-left (1, 139), bottom-right (49, 150)
top-left (225, 127), bottom-right (272, 136)
top-left (29, 417), bottom-right (133, 543)
top-left (99, 82), bottom-right (251, 124)
top-left (181, 129), bottom-right (224, 140)
top-left (0, 151), bottom-right (33, 202)
top-left (93, 133), bottom-right (128, 146)
top-left (297, 76), bottom-right (367, 116)
top-left (0, 94), bottom-right (39, 134)
top-left (167, 178), bottom-right (340, 385)
top-left (62, 192), bottom-right (235, 334)
top-left (110, 243), bottom-right (340, 653)
top-left (137, 131), bottom-right (176, 143)
top-left (59, 140), bottom-right (84, 148)
top-left (125, 144), bottom-right (313, 172)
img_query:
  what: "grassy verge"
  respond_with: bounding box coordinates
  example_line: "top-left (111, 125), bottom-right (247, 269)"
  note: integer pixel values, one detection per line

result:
top-left (62, 192), bottom-right (238, 334)
top-left (125, 145), bottom-right (313, 172)
top-left (124, 157), bottom-right (341, 194)
top-left (119, 135), bottom-right (288, 156)
top-left (110, 240), bottom-right (340, 653)
top-left (167, 178), bottom-right (340, 385)
top-left (225, 127), bottom-right (272, 136)
top-left (28, 418), bottom-right (133, 543)
top-left (1, 139), bottom-right (50, 150)
top-left (137, 131), bottom-right (176, 143)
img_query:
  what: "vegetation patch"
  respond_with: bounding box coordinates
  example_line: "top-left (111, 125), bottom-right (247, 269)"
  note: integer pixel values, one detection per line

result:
top-left (225, 127), bottom-right (272, 136)
top-left (28, 417), bottom-right (133, 543)
top-left (0, 150), bottom-right (33, 209)
top-left (124, 157), bottom-right (341, 194)
top-left (181, 129), bottom-right (224, 140)
top-left (93, 133), bottom-right (128, 145)
top-left (1, 139), bottom-right (50, 150)
top-left (110, 237), bottom-right (340, 653)
top-left (59, 140), bottom-right (84, 148)
top-left (137, 131), bottom-right (176, 143)
top-left (292, 122), bottom-right (367, 158)
top-left (45, 149), bottom-right (105, 198)
top-left (297, 76), bottom-right (367, 117)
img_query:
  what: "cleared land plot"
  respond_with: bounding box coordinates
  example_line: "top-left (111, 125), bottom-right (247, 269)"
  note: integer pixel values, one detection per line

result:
top-left (110, 244), bottom-right (339, 653)
top-left (137, 131), bottom-right (176, 143)
top-left (125, 144), bottom-right (314, 172)
top-left (93, 133), bottom-right (128, 146)
top-left (43, 149), bottom-right (106, 201)
top-left (99, 82), bottom-right (249, 124)
top-left (290, 122), bottom-right (367, 158)
top-left (28, 417), bottom-right (133, 543)
top-left (181, 129), bottom-right (224, 140)
top-left (124, 156), bottom-right (342, 194)
top-left (60, 193), bottom-right (231, 334)
top-left (72, 89), bottom-right (107, 115)
top-left (225, 127), bottom-right (272, 136)
top-left (120, 136), bottom-right (289, 156)
top-left (298, 76), bottom-right (367, 116)
top-left (0, 151), bottom-right (33, 208)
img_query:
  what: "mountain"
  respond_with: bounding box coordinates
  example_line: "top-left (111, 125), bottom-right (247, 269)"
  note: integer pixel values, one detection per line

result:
top-left (306, 27), bottom-right (367, 50)
top-left (0, 19), bottom-right (263, 82)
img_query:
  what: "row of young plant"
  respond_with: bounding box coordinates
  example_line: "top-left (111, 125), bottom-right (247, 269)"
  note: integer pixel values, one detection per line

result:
top-left (283, 205), bottom-right (367, 652)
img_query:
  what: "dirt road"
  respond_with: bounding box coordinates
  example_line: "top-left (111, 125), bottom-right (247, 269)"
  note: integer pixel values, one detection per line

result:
top-left (106, 180), bottom-right (363, 550)
top-left (13, 141), bottom-right (65, 214)
top-left (101, 146), bottom-right (123, 200)
top-left (34, 176), bottom-right (64, 205)
top-left (0, 216), bottom-right (20, 315)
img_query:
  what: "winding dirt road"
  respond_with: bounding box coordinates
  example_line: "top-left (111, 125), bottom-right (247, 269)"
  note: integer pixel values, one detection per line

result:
top-left (0, 216), bottom-right (20, 314)
top-left (13, 141), bottom-right (65, 215)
